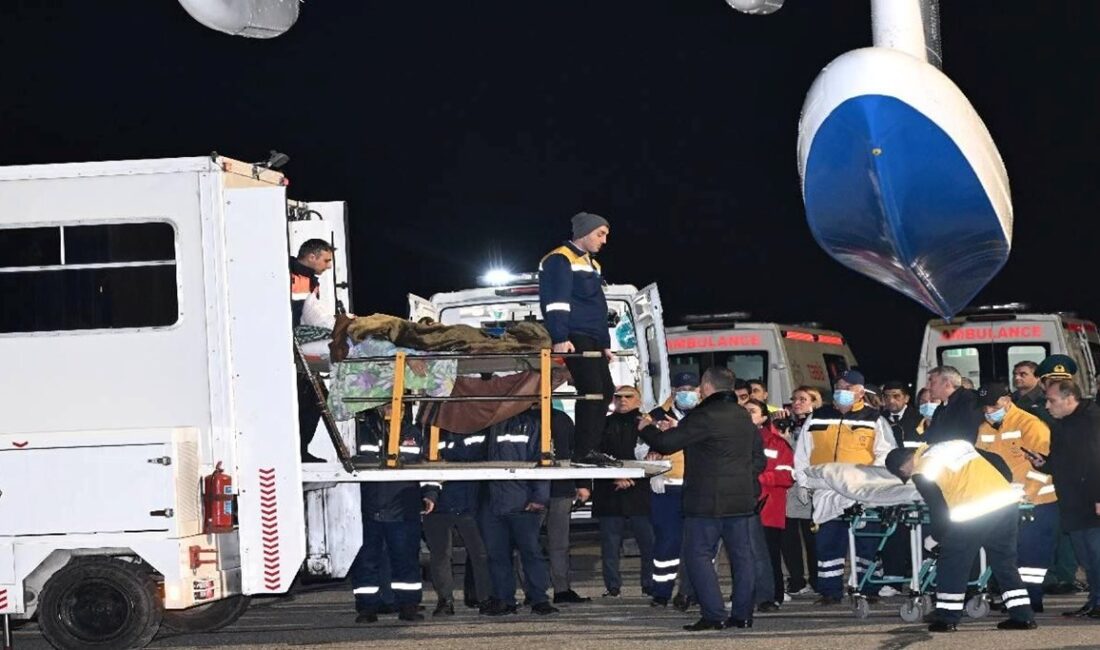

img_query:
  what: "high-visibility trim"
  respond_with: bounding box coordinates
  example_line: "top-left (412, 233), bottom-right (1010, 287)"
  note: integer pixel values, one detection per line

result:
top-left (653, 558), bottom-right (681, 569)
top-left (764, 448), bottom-right (779, 459)
top-left (1000, 430), bottom-right (1022, 440)
top-left (570, 263), bottom-right (597, 273)
top-left (354, 586), bottom-right (380, 594)
top-left (1026, 471), bottom-right (1051, 484)
top-left (948, 488), bottom-right (1021, 522)
top-left (545, 302), bottom-right (571, 312)
top-left (496, 434), bottom-right (531, 443)
top-left (938, 602), bottom-right (964, 611)
top-left (807, 419), bottom-right (877, 428)
top-left (775, 465), bottom-right (794, 472)
top-left (979, 434), bottom-right (996, 443)
top-left (463, 435), bottom-right (486, 445)
top-left (291, 292), bottom-right (312, 300)
top-left (391, 582), bottom-right (423, 591)
top-left (437, 441), bottom-right (449, 450)
top-left (1018, 568), bottom-right (1046, 575)
top-left (818, 558), bottom-right (845, 568)
top-left (653, 573), bottom-right (678, 582)
top-left (1004, 597), bottom-right (1031, 609)
top-left (359, 444), bottom-right (381, 452)
top-left (399, 446), bottom-right (422, 454)
top-left (664, 478), bottom-right (684, 486)
top-left (420, 482), bottom-right (443, 489)
top-left (817, 569), bottom-right (845, 578)
top-left (1037, 485), bottom-right (1056, 496)
top-left (903, 441), bottom-right (924, 448)
top-left (1020, 575), bottom-right (1045, 584)
top-left (1001, 589), bottom-right (1028, 600)
top-left (936, 592), bottom-right (965, 601)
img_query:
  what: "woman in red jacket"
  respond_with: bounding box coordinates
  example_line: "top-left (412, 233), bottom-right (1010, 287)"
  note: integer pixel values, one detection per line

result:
top-left (745, 398), bottom-right (795, 609)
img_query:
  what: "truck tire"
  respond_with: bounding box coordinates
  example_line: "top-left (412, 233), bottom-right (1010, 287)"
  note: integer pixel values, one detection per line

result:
top-left (37, 558), bottom-right (163, 650)
top-left (162, 595), bottom-right (251, 633)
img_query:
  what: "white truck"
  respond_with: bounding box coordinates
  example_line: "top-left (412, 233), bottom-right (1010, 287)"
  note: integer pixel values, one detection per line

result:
top-left (0, 155), bottom-right (667, 649)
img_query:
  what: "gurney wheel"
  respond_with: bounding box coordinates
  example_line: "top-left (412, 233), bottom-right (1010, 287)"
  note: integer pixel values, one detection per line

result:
top-left (899, 599), bottom-right (922, 623)
top-left (853, 597), bottom-right (871, 619)
top-left (920, 594), bottom-right (934, 615)
top-left (965, 595), bottom-right (990, 619)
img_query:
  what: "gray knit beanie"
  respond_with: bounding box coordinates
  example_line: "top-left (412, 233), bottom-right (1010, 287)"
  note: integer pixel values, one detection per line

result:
top-left (571, 212), bottom-right (610, 240)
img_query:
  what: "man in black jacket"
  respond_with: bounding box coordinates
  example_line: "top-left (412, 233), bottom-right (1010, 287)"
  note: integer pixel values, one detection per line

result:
top-left (923, 366), bottom-right (984, 445)
top-left (638, 367), bottom-right (766, 631)
top-left (594, 386), bottom-right (655, 598)
top-left (882, 381), bottom-right (923, 448)
top-left (1012, 361), bottom-right (1047, 420)
top-left (1029, 380), bottom-right (1100, 618)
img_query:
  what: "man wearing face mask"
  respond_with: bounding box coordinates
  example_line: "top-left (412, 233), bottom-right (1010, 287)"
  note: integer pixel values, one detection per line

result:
top-left (793, 370), bottom-right (896, 605)
top-left (974, 382), bottom-right (1056, 612)
top-left (916, 388), bottom-right (940, 434)
top-left (645, 372), bottom-right (696, 607)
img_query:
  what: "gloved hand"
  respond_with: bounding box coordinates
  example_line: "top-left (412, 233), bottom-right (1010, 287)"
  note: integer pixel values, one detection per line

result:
top-left (650, 474), bottom-right (666, 495)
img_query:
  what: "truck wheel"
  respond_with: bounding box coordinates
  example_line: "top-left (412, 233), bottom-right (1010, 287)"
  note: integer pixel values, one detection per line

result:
top-left (37, 558), bottom-right (162, 650)
top-left (162, 595), bottom-right (251, 633)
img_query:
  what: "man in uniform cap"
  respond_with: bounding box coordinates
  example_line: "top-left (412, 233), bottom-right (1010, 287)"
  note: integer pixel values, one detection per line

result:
top-left (539, 212), bottom-right (617, 466)
top-left (1037, 354), bottom-right (1078, 384)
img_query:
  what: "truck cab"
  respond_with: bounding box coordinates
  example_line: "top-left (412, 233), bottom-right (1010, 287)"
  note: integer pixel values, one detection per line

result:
top-left (916, 303), bottom-right (1100, 395)
top-left (666, 314), bottom-right (859, 404)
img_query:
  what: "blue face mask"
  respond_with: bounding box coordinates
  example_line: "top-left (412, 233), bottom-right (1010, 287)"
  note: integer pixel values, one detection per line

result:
top-left (833, 389), bottom-right (856, 408)
top-left (919, 402), bottom-right (938, 419)
top-left (984, 406), bottom-right (1007, 425)
top-left (674, 390), bottom-right (700, 411)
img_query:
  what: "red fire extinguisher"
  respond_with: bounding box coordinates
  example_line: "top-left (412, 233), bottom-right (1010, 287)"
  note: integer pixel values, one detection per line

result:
top-left (203, 461), bottom-right (234, 534)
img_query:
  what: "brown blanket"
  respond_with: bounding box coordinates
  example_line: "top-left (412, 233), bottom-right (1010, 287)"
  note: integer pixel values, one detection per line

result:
top-left (430, 367), bottom-right (570, 434)
top-left (345, 314), bottom-right (551, 353)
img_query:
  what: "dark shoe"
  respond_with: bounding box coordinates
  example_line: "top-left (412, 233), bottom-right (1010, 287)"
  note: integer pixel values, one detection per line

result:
top-left (997, 619), bottom-right (1037, 630)
top-left (553, 589), bottom-right (591, 604)
top-left (376, 603), bottom-right (396, 615)
top-left (576, 451), bottom-right (623, 467)
top-left (522, 596), bottom-right (532, 606)
top-left (1032, 603), bottom-right (1044, 613)
top-left (814, 596), bottom-right (842, 606)
top-left (464, 597), bottom-right (480, 609)
top-left (757, 601), bottom-right (780, 612)
top-left (650, 597), bottom-right (669, 607)
top-left (927, 621), bottom-right (957, 633)
top-left (481, 600), bottom-right (518, 616)
top-left (672, 593), bottom-right (696, 611)
top-left (355, 610), bottom-right (378, 624)
top-left (531, 602), bottom-right (560, 615)
top-left (683, 618), bottom-right (727, 632)
top-left (301, 451), bottom-right (326, 463)
top-left (602, 588), bottom-right (621, 598)
top-left (1062, 603), bottom-right (1096, 618)
top-left (726, 618), bottom-right (753, 629)
top-left (398, 605), bottom-right (424, 622)
top-left (433, 600), bottom-right (455, 617)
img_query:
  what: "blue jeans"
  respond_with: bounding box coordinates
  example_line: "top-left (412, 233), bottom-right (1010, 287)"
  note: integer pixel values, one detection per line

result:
top-left (349, 519), bottom-right (422, 610)
top-left (599, 515), bottom-right (655, 593)
top-left (684, 515), bottom-right (756, 623)
top-left (1068, 527), bottom-right (1100, 608)
top-left (479, 510), bottom-right (550, 606)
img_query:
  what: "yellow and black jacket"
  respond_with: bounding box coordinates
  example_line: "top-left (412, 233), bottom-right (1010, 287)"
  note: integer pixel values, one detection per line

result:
top-left (538, 242), bottom-right (609, 347)
top-left (975, 403), bottom-right (1056, 506)
top-left (797, 402), bottom-right (893, 468)
top-left (912, 440), bottom-right (1021, 537)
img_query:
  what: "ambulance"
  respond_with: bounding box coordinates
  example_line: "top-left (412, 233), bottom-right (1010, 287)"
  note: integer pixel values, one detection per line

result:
top-left (665, 313), bottom-right (860, 404)
top-left (915, 303), bottom-right (1100, 396)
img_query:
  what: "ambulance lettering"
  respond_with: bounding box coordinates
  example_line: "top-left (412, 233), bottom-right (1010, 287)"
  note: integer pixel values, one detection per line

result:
top-left (940, 325), bottom-right (1043, 342)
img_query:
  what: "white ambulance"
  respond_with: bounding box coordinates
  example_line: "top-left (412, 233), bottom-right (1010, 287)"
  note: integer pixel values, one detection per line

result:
top-left (665, 314), bottom-right (860, 404)
top-left (915, 303), bottom-right (1100, 396)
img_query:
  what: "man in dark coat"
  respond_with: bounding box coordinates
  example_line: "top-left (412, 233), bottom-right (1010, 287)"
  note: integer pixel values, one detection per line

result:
top-left (923, 366), bottom-right (984, 444)
top-left (638, 367), bottom-right (766, 632)
top-left (1028, 379), bottom-right (1100, 618)
top-left (593, 385), bottom-right (655, 597)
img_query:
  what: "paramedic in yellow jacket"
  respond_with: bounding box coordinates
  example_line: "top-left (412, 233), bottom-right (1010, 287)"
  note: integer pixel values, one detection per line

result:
top-left (974, 382), bottom-right (1056, 612)
top-left (644, 372), bottom-right (693, 608)
top-left (885, 442), bottom-right (1037, 632)
top-left (792, 370), bottom-right (896, 605)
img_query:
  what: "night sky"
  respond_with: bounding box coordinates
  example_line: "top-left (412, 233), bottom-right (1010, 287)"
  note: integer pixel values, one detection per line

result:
top-left (3, 1), bottom-right (1098, 384)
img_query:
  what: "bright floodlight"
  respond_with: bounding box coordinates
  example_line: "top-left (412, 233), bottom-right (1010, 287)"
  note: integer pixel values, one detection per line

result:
top-left (482, 268), bottom-right (516, 286)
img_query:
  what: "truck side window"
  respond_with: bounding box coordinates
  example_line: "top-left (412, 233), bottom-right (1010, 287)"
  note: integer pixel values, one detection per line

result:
top-left (0, 222), bottom-right (178, 334)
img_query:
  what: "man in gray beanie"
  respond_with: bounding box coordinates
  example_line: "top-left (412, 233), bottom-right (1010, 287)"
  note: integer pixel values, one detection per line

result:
top-left (539, 212), bottom-right (618, 466)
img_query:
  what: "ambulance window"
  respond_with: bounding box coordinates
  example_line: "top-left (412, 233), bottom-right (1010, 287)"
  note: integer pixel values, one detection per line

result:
top-left (715, 351), bottom-right (767, 384)
top-left (670, 353), bottom-right (707, 379)
top-left (0, 222), bottom-right (178, 334)
top-left (1007, 345), bottom-right (1046, 371)
top-left (940, 346), bottom-right (983, 387)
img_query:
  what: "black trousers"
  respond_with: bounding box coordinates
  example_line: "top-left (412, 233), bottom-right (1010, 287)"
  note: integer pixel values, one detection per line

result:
top-left (933, 506), bottom-right (1034, 624)
top-left (423, 512), bottom-right (492, 604)
top-left (763, 526), bottom-right (785, 604)
top-left (563, 334), bottom-right (615, 458)
top-left (297, 374), bottom-right (323, 455)
top-left (780, 517), bottom-right (816, 592)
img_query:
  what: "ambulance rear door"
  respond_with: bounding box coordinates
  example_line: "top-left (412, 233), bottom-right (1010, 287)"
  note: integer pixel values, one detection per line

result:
top-left (779, 326), bottom-right (858, 401)
top-left (288, 201), bottom-right (352, 314)
top-left (627, 284), bottom-right (670, 411)
top-left (408, 293), bottom-right (440, 322)
top-left (666, 324), bottom-right (779, 398)
top-left (917, 314), bottom-right (1062, 390)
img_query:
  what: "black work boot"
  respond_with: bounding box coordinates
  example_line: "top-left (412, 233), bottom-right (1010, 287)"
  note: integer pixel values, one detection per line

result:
top-left (433, 600), bottom-right (455, 617)
top-left (398, 604), bottom-right (424, 621)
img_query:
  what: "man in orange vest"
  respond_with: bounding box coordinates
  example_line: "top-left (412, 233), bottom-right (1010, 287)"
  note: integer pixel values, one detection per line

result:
top-left (291, 239), bottom-right (334, 463)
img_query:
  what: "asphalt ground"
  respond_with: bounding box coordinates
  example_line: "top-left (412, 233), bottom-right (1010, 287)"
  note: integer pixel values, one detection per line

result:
top-left (11, 536), bottom-right (1100, 650)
